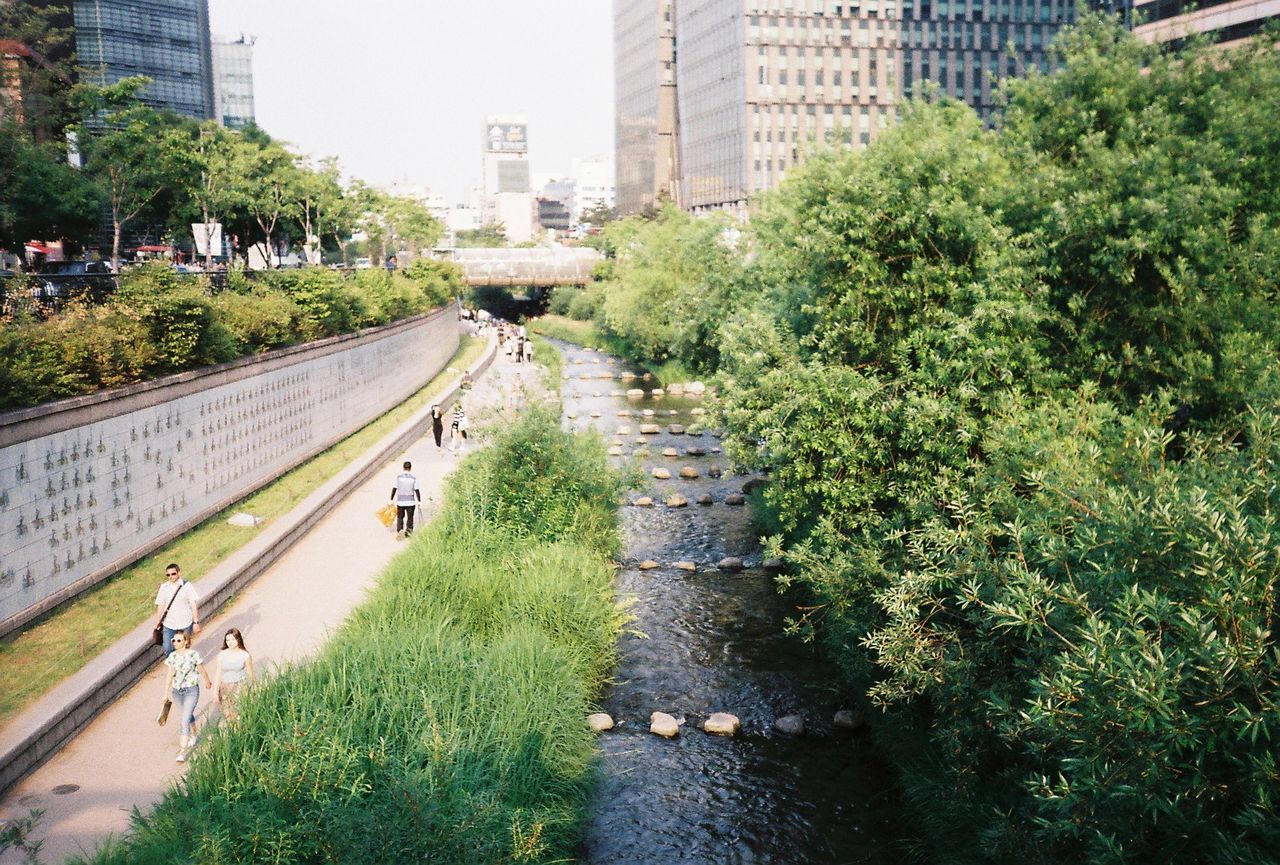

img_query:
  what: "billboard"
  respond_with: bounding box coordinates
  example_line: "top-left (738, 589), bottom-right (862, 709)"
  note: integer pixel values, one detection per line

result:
top-left (486, 122), bottom-right (527, 154)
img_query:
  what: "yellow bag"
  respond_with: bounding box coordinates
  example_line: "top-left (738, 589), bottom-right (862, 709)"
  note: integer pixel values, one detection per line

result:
top-left (376, 502), bottom-right (397, 528)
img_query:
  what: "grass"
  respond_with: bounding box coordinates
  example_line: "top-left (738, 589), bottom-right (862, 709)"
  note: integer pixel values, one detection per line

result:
top-left (0, 336), bottom-right (487, 731)
top-left (76, 408), bottom-right (627, 865)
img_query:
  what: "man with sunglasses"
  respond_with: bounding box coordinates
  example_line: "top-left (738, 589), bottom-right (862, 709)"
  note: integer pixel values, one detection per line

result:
top-left (155, 563), bottom-right (201, 655)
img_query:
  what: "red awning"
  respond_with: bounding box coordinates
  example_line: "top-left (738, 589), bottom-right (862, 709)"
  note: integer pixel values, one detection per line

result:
top-left (24, 242), bottom-right (52, 254)
top-left (136, 245), bottom-right (174, 252)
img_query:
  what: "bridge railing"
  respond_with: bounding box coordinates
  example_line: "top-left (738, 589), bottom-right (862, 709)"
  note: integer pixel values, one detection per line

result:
top-left (441, 247), bottom-right (601, 286)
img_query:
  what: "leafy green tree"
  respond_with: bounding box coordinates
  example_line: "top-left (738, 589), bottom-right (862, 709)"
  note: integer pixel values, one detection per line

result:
top-left (183, 121), bottom-right (254, 269)
top-left (455, 223), bottom-right (508, 248)
top-left (0, 121), bottom-right (101, 256)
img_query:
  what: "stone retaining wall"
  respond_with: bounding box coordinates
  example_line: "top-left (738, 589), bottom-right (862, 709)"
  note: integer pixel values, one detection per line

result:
top-left (0, 305), bottom-right (460, 638)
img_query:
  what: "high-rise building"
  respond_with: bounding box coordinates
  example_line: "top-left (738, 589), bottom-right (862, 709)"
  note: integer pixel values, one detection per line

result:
top-left (572, 155), bottom-right (617, 222)
top-left (212, 33), bottom-right (255, 129)
top-left (481, 115), bottom-right (534, 242)
top-left (71, 0), bottom-right (215, 120)
top-left (617, 0), bottom-right (1077, 214)
top-left (615, 0), bottom-right (680, 214)
top-left (1130, 0), bottom-right (1279, 47)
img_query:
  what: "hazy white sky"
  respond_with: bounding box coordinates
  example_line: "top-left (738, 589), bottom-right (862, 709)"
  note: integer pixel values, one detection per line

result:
top-left (208, 0), bottom-right (614, 204)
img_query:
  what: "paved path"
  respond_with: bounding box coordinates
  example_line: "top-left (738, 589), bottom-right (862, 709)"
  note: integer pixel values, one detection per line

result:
top-left (0, 342), bottom-right (541, 864)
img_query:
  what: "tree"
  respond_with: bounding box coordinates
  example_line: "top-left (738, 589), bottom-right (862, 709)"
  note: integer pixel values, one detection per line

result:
top-left (290, 156), bottom-right (344, 265)
top-left (0, 121), bottom-right (101, 257)
top-left (381, 194), bottom-right (441, 261)
top-left (77, 87), bottom-right (192, 270)
top-left (241, 138), bottom-right (299, 268)
top-left (184, 122), bottom-right (254, 270)
top-left (454, 223), bottom-right (507, 248)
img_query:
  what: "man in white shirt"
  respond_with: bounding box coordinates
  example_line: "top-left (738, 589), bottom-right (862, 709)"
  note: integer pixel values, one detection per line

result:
top-left (390, 461), bottom-right (421, 538)
top-left (155, 562), bottom-right (200, 655)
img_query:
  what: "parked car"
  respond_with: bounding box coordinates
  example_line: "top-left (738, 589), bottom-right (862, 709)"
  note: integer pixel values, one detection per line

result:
top-left (38, 260), bottom-right (112, 276)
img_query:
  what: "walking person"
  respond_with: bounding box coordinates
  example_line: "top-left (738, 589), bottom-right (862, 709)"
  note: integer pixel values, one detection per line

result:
top-left (450, 401), bottom-right (468, 453)
top-left (211, 627), bottom-right (255, 723)
top-left (390, 461), bottom-right (421, 538)
top-left (430, 404), bottom-right (445, 449)
top-left (155, 563), bottom-right (200, 656)
top-left (162, 630), bottom-right (211, 762)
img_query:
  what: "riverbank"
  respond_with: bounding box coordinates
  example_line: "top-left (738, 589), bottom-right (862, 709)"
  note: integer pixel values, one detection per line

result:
top-left (73, 408), bottom-right (626, 864)
top-left (0, 337), bottom-right (487, 732)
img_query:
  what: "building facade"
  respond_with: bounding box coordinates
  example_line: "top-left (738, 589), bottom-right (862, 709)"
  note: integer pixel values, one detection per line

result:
top-left (615, 0), bottom-right (680, 215)
top-left (481, 115), bottom-right (532, 234)
top-left (1130, 0), bottom-right (1279, 47)
top-left (572, 155), bottom-right (617, 222)
top-left (619, 0), bottom-right (1077, 214)
top-left (212, 33), bottom-right (255, 129)
top-left (71, 0), bottom-right (215, 120)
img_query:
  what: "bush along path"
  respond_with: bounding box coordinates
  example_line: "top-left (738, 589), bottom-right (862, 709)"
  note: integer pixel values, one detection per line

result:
top-left (72, 408), bottom-right (626, 865)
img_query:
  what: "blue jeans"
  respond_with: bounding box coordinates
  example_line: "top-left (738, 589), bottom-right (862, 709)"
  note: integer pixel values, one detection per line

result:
top-left (171, 685), bottom-right (200, 740)
top-left (162, 624), bottom-right (193, 656)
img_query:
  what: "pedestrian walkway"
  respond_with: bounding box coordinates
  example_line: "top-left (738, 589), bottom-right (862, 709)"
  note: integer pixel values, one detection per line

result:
top-left (0, 339), bottom-right (541, 864)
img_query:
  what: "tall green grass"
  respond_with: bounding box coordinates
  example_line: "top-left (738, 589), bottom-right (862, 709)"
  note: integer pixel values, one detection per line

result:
top-left (77, 408), bottom-right (625, 865)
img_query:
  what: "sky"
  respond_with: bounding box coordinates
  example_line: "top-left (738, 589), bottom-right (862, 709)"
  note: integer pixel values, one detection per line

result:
top-left (208, 0), bottom-right (614, 205)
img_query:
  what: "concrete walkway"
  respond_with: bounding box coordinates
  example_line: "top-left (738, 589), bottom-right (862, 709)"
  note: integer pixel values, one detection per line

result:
top-left (0, 339), bottom-right (542, 864)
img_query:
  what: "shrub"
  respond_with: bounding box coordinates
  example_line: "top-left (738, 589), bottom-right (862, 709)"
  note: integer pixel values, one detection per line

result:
top-left (208, 290), bottom-right (305, 354)
top-left (257, 268), bottom-right (366, 339)
top-left (112, 264), bottom-right (236, 373)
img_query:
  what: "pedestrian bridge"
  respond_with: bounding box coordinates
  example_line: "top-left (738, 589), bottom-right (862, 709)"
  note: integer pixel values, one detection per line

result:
top-left (439, 247), bottom-right (602, 287)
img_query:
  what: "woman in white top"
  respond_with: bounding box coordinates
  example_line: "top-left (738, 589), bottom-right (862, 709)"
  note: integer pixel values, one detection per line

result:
top-left (162, 631), bottom-right (211, 762)
top-left (212, 627), bottom-right (256, 723)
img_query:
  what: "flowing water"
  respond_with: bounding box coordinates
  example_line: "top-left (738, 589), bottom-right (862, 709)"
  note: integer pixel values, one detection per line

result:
top-left (552, 342), bottom-right (907, 865)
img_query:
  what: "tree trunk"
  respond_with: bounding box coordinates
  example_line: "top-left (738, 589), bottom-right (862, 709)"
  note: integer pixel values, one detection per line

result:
top-left (111, 219), bottom-right (122, 274)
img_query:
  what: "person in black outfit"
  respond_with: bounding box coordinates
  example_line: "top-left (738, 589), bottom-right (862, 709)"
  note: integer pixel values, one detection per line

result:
top-left (430, 404), bottom-right (444, 448)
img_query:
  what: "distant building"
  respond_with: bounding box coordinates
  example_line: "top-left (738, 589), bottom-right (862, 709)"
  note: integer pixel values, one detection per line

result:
top-left (572, 155), bottom-right (616, 222)
top-left (71, 0), bottom-right (216, 120)
top-left (617, 0), bottom-right (1077, 214)
top-left (537, 196), bottom-right (573, 232)
top-left (481, 115), bottom-right (533, 243)
top-left (1130, 0), bottom-right (1279, 47)
top-left (212, 33), bottom-right (255, 129)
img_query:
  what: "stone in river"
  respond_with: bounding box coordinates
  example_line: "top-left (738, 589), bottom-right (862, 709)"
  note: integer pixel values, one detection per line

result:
top-left (566, 412), bottom-right (578, 419)
top-left (611, 438), bottom-right (624, 446)
top-left (662, 447), bottom-right (679, 457)
top-left (633, 497), bottom-right (654, 507)
top-left (635, 437), bottom-right (649, 445)
top-left (651, 388), bottom-right (665, 397)
top-left (678, 466), bottom-right (700, 479)
top-left (632, 447), bottom-right (651, 457)
top-left (711, 447), bottom-right (722, 454)
top-left (638, 560), bottom-right (660, 570)
top-left (642, 372), bottom-right (653, 380)
top-left (685, 446), bottom-right (706, 457)
top-left (674, 561), bottom-right (697, 572)
top-left (665, 495), bottom-right (689, 508)
top-left (617, 409), bottom-right (632, 417)
top-left (696, 494), bottom-right (713, 506)
top-left (650, 712), bottom-right (679, 738)
top-left (589, 713), bottom-right (615, 732)
top-left (703, 713), bottom-right (741, 736)
top-left (607, 446), bottom-right (624, 456)
top-left (668, 424), bottom-right (686, 434)
top-left (620, 371), bottom-right (637, 380)
top-left (668, 409), bottom-right (679, 416)
top-left (834, 709), bottom-right (866, 731)
top-left (617, 425), bottom-right (632, 435)
top-left (717, 556), bottom-right (744, 572)
top-left (642, 409), bottom-right (656, 417)
top-left (640, 424), bottom-right (661, 434)
top-left (724, 493), bottom-right (745, 505)
top-left (652, 467), bottom-right (672, 479)
top-left (667, 383), bottom-right (685, 395)
top-left (589, 410), bottom-right (602, 418)
top-left (774, 715), bottom-right (805, 737)
top-left (707, 466), bottom-right (723, 478)
top-left (627, 389), bottom-right (645, 398)
top-left (687, 381), bottom-right (707, 394)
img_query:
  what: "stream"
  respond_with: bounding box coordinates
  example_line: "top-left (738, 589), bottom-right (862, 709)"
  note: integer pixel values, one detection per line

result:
top-left (552, 342), bottom-right (907, 865)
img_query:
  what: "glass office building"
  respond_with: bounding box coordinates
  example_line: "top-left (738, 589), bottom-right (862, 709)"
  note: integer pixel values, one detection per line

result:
top-left (615, 0), bottom-right (680, 215)
top-left (620, 0), bottom-right (1075, 213)
top-left (72, 0), bottom-right (215, 120)
top-left (212, 33), bottom-right (255, 129)
top-left (1131, 0), bottom-right (1280, 47)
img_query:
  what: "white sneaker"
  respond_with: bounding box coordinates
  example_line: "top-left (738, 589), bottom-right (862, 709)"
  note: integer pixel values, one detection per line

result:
top-left (175, 750), bottom-right (187, 763)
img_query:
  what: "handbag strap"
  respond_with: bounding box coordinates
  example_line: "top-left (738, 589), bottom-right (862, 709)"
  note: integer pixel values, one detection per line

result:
top-left (157, 580), bottom-right (184, 627)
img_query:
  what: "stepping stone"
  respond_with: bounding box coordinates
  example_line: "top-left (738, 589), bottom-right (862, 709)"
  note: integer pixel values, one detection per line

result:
top-left (724, 493), bottom-right (745, 505)
top-left (611, 438), bottom-right (625, 446)
top-left (638, 560), bottom-right (660, 570)
top-left (697, 494), bottom-right (713, 505)
top-left (633, 497), bottom-right (654, 507)
top-left (589, 713), bottom-right (615, 732)
top-left (651, 388), bottom-right (665, 397)
top-left (774, 715), bottom-right (805, 737)
top-left (652, 467), bottom-right (672, 479)
top-left (567, 412), bottom-right (578, 419)
top-left (668, 409), bottom-right (679, 416)
top-left (718, 556), bottom-right (744, 572)
top-left (685, 447), bottom-right (706, 457)
top-left (618, 425), bottom-right (632, 435)
top-left (650, 712), bottom-right (679, 738)
top-left (640, 424), bottom-right (661, 434)
top-left (707, 467), bottom-right (724, 478)
top-left (673, 561), bottom-right (697, 572)
top-left (667, 383), bottom-right (685, 395)
top-left (620, 371), bottom-right (637, 380)
top-left (590, 411), bottom-right (602, 418)
top-left (834, 709), bottom-right (865, 731)
top-left (627, 389), bottom-right (645, 398)
top-left (711, 447), bottom-right (722, 454)
top-left (703, 713), bottom-right (741, 736)
top-left (642, 373), bottom-right (653, 380)
top-left (632, 448), bottom-right (651, 457)
top-left (662, 447), bottom-right (679, 457)
top-left (617, 409), bottom-right (632, 417)
top-left (607, 446), bottom-right (624, 456)
top-left (679, 466), bottom-right (700, 479)
top-left (669, 424), bottom-right (686, 434)
top-left (665, 495), bottom-right (688, 508)
top-left (635, 436), bottom-right (648, 445)
top-left (642, 409), bottom-right (655, 417)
